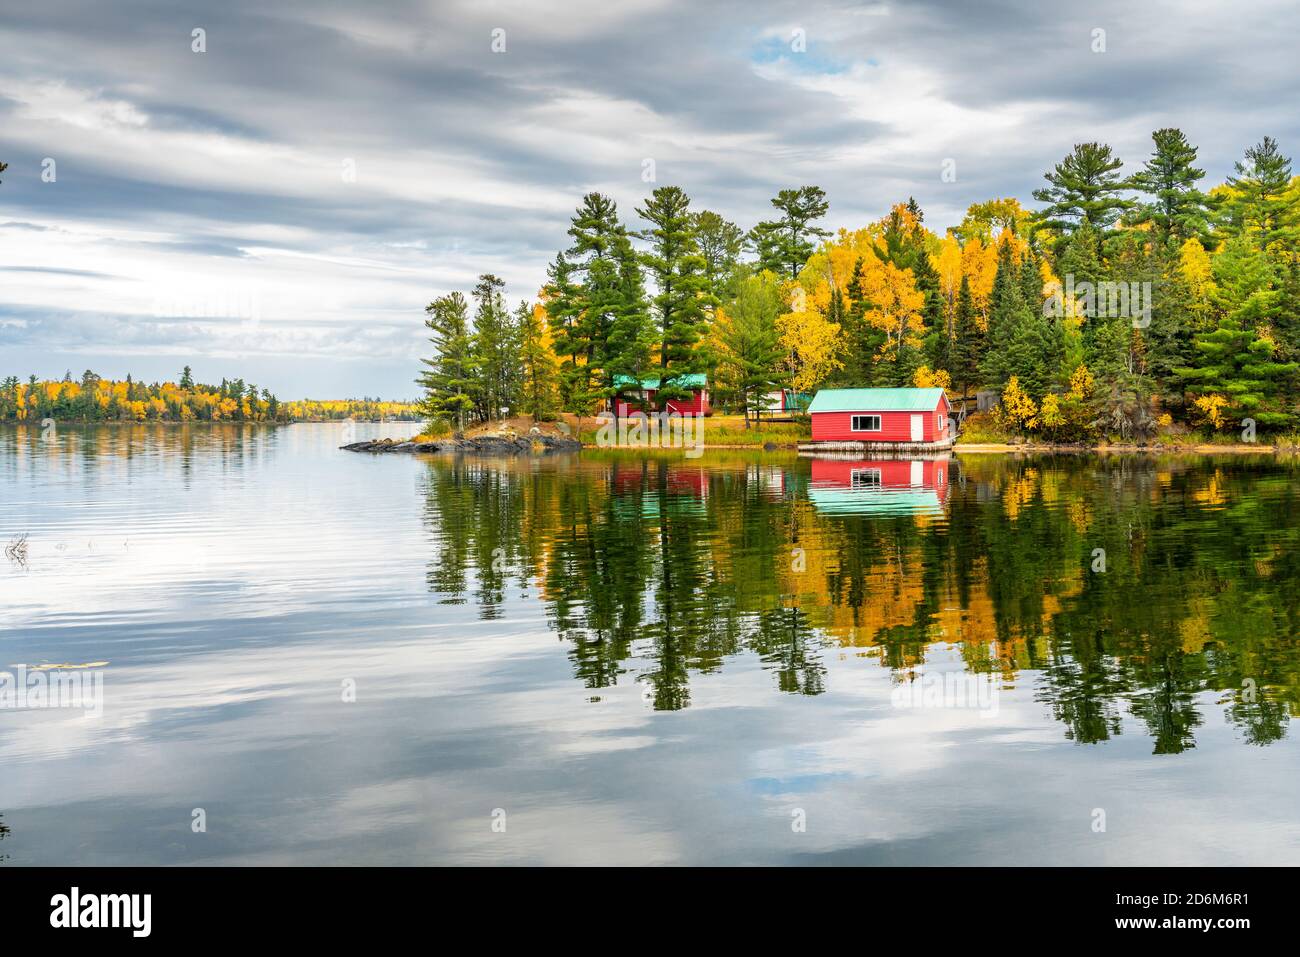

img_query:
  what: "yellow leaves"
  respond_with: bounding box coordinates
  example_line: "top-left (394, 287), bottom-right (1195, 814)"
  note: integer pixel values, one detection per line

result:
top-left (935, 234), bottom-right (964, 307)
top-left (912, 365), bottom-right (951, 391)
top-left (776, 306), bottom-right (843, 394)
top-left (1038, 393), bottom-right (1064, 429)
top-left (861, 260), bottom-right (925, 345)
top-left (961, 238), bottom-right (999, 328)
top-left (794, 228), bottom-right (925, 371)
top-left (957, 197), bottom-right (1031, 242)
top-left (798, 228), bottom-right (875, 298)
top-left (999, 375), bottom-right (1039, 430)
top-left (1067, 363), bottom-right (1094, 401)
top-left (1193, 393), bottom-right (1228, 430)
top-left (1179, 237), bottom-right (1216, 328)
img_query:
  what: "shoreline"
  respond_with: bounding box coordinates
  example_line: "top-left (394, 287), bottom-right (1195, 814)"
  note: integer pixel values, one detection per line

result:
top-left (952, 442), bottom-right (1283, 454)
top-left (345, 436), bottom-right (1291, 456)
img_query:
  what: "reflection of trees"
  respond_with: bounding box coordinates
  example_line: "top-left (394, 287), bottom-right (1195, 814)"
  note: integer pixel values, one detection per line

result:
top-left (417, 452), bottom-right (1300, 746)
top-left (752, 606), bottom-right (826, 696)
top-left (0, 813), bottom-right (9, 863)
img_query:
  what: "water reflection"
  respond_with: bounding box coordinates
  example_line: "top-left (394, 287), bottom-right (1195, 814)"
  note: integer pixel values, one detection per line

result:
top-left (807, 454), bottom-right (949, 516)
top-left (419, 451), bottom-right (1300, 752)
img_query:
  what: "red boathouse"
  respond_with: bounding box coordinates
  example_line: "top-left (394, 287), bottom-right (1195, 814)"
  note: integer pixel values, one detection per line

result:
top-left (804, 388), bottom-right (953, 449)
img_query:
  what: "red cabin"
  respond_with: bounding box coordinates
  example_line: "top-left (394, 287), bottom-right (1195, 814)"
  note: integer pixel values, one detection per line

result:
top-left (612, 374), bottom-right (710, 417)
top-left (806, 388), bottom-right (952, 446)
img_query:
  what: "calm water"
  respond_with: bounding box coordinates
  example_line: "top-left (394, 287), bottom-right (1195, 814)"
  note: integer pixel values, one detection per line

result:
top-left (2, 423), bottom-right (1299, 865)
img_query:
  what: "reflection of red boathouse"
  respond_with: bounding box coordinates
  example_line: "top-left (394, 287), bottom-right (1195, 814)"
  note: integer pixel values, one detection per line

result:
top-left (611, 464), bottom-right (709, 499)
top-left (808, 456), bottom-right (950, 515)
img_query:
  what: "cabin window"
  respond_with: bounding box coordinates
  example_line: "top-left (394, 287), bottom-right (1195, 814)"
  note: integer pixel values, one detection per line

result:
top-left (937, 412), bottom-right (945, 432)
top-left (851, 414), bottom-right (881, 432)
top-left (851, 468), bottom-right (882, 488)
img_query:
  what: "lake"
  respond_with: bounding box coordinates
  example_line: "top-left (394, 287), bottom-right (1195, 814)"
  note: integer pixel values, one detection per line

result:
top-left (2, 423), bottom-right (1298, 865)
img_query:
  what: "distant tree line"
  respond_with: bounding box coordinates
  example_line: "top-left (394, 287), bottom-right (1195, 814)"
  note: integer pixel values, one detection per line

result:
top-left (0, 367), bottom-right (418, 422)
top-left (418, 130), bottom-right (1300, 438)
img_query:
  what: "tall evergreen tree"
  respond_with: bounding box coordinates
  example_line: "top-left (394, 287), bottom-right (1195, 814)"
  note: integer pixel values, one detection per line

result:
top-left (606, 234), bottom-right (657, 418)
top-left (470, 273), bottom-right (516, 420)
top-left (565, 193), bottom-right (635, 410)
top-left (950, 275), bottom-right (981, 401)
top-left (1126, 128), bottom-right (1212, 246)
top-left (543, 252), bottom-right (592, 413)
top-left (417, 292), bottom-right (478, 431)
top-left (1033, 143), bottom-right (1132, 246)
top-left (981, 240), bottom-right (1024, 386)
top-left (1223, 136), bottom-right (1298, 248)
top-left (748, 186), bottom-right (831, 280)
top-left (838, 257), bottom-right (886, 387)
top-left (692, 209), bottom-right (745, 309)
top-left (636, 185), bottom-right (708, 408)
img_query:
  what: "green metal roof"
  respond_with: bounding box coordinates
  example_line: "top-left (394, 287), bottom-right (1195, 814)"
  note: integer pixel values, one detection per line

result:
top-left (612, 374), bottom-right (707, 390)
top-left (806, 388), bottom-right (946, 413)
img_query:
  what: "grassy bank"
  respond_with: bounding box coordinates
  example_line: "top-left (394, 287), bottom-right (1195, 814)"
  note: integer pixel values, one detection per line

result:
top-left (575, 413), bottom-right (808, 448)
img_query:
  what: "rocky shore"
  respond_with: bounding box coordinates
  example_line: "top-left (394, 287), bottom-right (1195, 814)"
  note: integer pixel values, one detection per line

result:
top-left (341, 433), bottom-right (582, 455)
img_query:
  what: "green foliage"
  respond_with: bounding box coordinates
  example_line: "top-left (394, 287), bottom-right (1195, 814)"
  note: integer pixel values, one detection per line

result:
top-left (1090, 371), bottom-right (1160, 441)
top-left (417, 291), bottom-right (478, 430)
top-left (692, 209), bottom-right (745, 306)
top-left (949, 275), bottom-right (981, 397)
top-left (470, 273), bottom-right (519, 421)
top-left (636, 186), bottom-right (709, 407)
top-left (1223, 136), bottom-right (1298, 248)
top-left (748, 186), bottom-right (830, 280)
top-left (1033, 142), bottom-right (1133, 237)
top-left (1175, 318), bottom-right (1298, 429)
top-left (1125, 128), bottom-right (1212, 246)
top-left (712, 272), bottom-right (789, 425)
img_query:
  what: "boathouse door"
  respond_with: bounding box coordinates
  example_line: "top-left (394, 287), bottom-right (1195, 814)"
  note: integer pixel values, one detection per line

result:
top-left (910, 414), bottom-right (924, 442)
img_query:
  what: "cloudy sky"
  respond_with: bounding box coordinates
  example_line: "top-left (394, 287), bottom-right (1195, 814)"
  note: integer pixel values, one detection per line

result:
top-left (2, 0), bottom-right (1298, 398)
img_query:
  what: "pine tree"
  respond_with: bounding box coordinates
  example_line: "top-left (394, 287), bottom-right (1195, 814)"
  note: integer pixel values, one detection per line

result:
top-left (179, 366), bottom-right (194, 389)
top-left (748, 186), bottom-right (831, 280)
top-left (542, 252), bottom-right (589, 412)
top-left (981, 240), bottom-right (1024, 386)
top-left (1224, 136), bottom-right (1298, 248)
top-left (636, 186), bottom-right (709, 408)
top-left (837, 257), bottom-right (886, 387)
top-left (1176, 318), bottom-right (1298, 429)
top-left (1033, 143), bottom-right (1132, 247)
top-left (950, 275), bottom-right (980, 401)
top-left (692, 209), bottom-right (744, 309)
top-left (605, 234), bottom-right (656, 418)
top-left (470, 273), bottom-right (516, 421)
top-left (416, 291), bottom-right (478, 432)
top-left (1126, 128), bottom-right (1212, 246)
